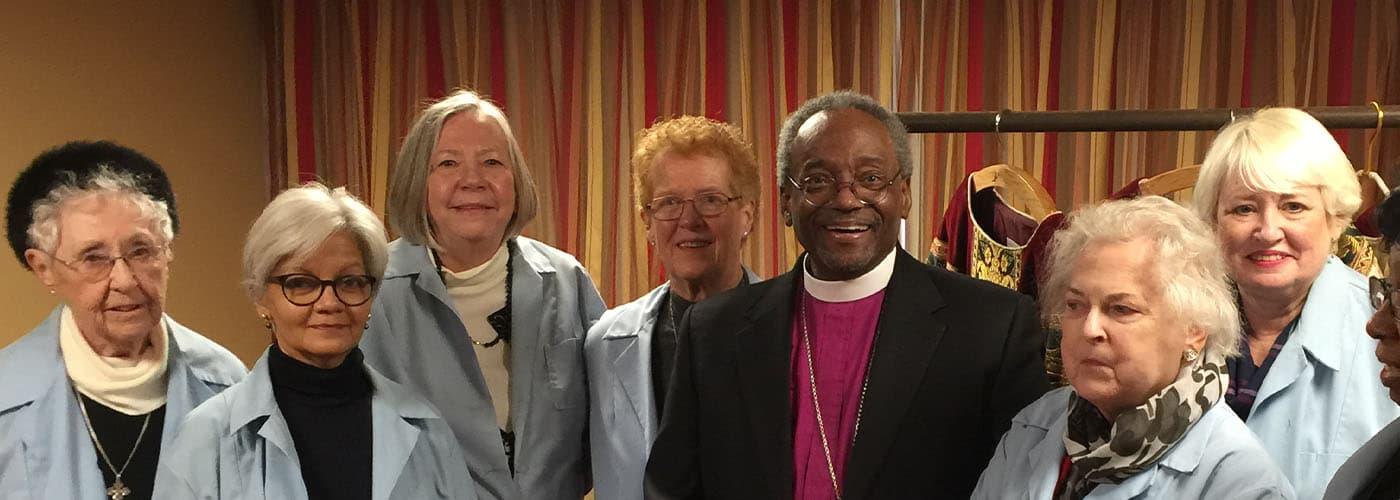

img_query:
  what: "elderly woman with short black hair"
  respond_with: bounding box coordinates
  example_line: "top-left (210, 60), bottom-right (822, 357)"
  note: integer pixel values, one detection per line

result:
top-left (974, 196), bottom-right (1293, 499)
top-left (0, 141), bottom-right (246, 500)
top-left (153, 183), bottom-right (477, 499)
top-left (1193, 108), bottom-right (1399, 498)
top-left (361, 89), bottom-right (605, 500)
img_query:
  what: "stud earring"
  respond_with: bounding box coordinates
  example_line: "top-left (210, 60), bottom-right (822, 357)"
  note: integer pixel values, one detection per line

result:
top-left (1183, 349), bottom-right (1199, 363)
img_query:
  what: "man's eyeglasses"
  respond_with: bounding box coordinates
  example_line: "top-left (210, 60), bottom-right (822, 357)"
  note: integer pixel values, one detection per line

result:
top-left (48, 244), bottom-right (168, 282)
top-left (786, 171), bottom-right (903, 207)
top-left (269, 273), bottom-right (378, 307)
top-left (644, 193), bottom-right (742, 221)
top-left (1370, 276), bottom-right (1400, 321)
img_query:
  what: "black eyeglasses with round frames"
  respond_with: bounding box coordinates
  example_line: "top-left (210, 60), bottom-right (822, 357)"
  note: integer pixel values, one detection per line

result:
top-left (786, 171), bottom-right (904, 207)
top-left (269, 273), bottom-right (378, 307)
top-left (1370, 276), bottom-right (1400, 321)
top-left (644, 192), bottom-right (742, 221)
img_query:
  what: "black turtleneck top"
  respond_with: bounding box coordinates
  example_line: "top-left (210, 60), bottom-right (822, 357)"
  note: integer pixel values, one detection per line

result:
top-left (268, 345), bottom-right (373, 500)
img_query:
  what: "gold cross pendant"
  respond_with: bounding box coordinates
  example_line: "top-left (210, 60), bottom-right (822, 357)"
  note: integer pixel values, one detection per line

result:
top-left (107, 478), bottom-right (131, 500)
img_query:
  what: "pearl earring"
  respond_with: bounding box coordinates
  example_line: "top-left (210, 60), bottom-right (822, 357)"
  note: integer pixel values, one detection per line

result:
top-left (260, 314), bottom-right (273, 332)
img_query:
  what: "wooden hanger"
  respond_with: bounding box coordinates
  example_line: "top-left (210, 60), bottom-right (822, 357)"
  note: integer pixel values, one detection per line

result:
top-left (1358, 171), bottom-right (1390, 216)
top-left (1139, 165), bottom-right (1201, 197)
top-left (970, 164), bottom-right (1058, 221)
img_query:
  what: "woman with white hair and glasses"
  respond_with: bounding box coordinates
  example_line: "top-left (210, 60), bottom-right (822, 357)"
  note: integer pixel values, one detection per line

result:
top-left (153, 183), bottom-right (478, 499)
top-left (1193, 108), bottom-right (1399, 498)
top-left (361, 89), bottom-right (605, 500)
top-left (974, 196), bottom-right (1293, 499)
top-left (0, 141), bottom-right (245, 500)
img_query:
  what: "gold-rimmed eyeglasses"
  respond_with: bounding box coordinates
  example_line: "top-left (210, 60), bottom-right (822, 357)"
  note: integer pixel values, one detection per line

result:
top-left (786, 171), bottom-right (903, 207)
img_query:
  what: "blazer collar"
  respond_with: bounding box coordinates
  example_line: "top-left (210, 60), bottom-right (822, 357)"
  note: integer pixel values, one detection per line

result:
top-left (842, 249), bottom-right (947, 500)
top-left (1290, 257), bottom-right (1362, 372)
top-left (385, 237), bottom-right (557, 280)
top-left (734, 249), bottom-right (948, 500)
top-left (0, 308), bottom-right (237, 411)
top-left (0, 308), bottom-right (66, 411)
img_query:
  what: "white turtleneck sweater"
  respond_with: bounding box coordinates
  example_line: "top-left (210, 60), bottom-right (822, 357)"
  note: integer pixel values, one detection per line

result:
top-left (58, 306), bottom-right (170, 415)
top-left (441, 245), bottom-right (512, 430)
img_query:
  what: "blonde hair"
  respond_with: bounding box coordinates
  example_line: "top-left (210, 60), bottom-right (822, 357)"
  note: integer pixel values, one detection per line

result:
top-left (631, 116), bottom-right (761, 213)
top-left (1193, 107), bottom-right (1361, 237)
top-left (386, 89), bottom-right (539, 247)
top-left (1042, 196), bottom-right (1241, 358)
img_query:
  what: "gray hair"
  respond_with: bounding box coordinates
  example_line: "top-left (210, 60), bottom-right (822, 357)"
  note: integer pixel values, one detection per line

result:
top-left (776, 90), bottom-right (912, 187)
top-left (28, 166), bottom-right (173, 255)
top-left (242, 183), bottom-right (389, 301)
top-left (387, 89), bottom-right (539, 247)
top-left (1193, 107), bottom-right (1361, 238)
top-left (1041, 196), bottom-right (1242, 358)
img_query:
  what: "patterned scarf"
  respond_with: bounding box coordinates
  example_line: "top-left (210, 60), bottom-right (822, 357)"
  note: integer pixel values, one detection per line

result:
top-left (1058, 348), bottom-right (1228, 500)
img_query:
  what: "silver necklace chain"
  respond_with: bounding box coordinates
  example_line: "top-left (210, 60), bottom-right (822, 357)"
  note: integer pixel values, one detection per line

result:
top-left (73, 386), bottom-right (153, 500)
top-left (799, 297), bottom-right (875, 500)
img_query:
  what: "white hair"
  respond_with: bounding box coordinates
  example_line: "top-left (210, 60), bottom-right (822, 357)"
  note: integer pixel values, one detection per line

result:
top-left (242, 182), bottom-right (389, 301)
top-left (1042, 196), bottom-right (1241, 358)
top-left (1193, 107), bottom-right (1361, 237)
top-left (27, 166), bottom-right (173, 254)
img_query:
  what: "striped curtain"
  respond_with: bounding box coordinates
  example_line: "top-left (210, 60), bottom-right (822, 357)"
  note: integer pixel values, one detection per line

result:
top-left (266, 0), bottom-right (1399, 306)
top-left (899, 0), bottom-right (1400, 258)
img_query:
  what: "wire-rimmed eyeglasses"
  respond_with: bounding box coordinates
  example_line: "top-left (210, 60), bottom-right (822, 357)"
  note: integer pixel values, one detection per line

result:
top-left (644, 192), bottom-right (742, 221)
top-left (786, 171), bottom-right (903, 207)
top-left (46, 244), bottom-right (168, 282)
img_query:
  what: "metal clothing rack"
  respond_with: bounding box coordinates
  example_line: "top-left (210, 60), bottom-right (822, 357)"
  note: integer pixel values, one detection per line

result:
top-left (897, 104), bottom-right (1398, 133)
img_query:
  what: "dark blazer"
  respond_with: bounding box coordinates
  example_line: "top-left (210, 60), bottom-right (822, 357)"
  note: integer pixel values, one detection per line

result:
top-left (644, 249), bottom-right (1048, 500)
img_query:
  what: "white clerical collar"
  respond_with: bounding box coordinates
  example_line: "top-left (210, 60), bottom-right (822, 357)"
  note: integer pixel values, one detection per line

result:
top-left (802, 247), bottom-right (897, 302)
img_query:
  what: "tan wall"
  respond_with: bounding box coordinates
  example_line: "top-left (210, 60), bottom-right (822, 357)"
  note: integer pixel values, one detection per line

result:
top-left (0, 2), bottom-right (270, 365)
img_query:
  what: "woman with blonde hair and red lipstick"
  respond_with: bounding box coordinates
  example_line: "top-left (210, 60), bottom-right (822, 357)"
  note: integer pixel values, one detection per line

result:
top-left (1192, 107), bottom-right (1400, 498)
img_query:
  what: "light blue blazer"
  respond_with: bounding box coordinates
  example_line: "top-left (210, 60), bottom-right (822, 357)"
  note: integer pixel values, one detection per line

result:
top-left (0, 307), bottom-right (246, 500)
top-left (585, 269), bottom-right (758, 500)
top-left (361, 237), bottom-right (606, 500)
top-left (152, 348), bottom-right (478, 499)
top-left (972, 386), bottom-right (1295, 499)
top-left (1243, 258), bottom-right (1400, 499)
top-left (1324, 416), bottom-right (1400, 499)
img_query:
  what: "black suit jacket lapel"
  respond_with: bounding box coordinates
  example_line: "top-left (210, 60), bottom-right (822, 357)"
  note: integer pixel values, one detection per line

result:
top-left (843, 250), bottom-right (947, 500)
top-left (734, 263), bottom-right (800, 499)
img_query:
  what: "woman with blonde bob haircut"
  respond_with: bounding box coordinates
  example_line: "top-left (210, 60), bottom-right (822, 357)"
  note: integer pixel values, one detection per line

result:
top-left (1192, 107), bottom-right (1398, 498)
top-left (155, 183), bottom-right (478, 499)
top-left (585, 116), bottom-right (760, 500)
top-left (975, 196), bottom-right (1293, 499)
top-left (361, 89), bottom-right (605, 500)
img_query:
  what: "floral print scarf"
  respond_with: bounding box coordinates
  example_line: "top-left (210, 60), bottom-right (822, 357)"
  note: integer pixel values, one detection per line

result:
top-left (1058, 349), bottom-right (1228, 499)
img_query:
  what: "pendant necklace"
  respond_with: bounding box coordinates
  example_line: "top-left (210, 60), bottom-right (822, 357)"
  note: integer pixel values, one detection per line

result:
top-left (799, 295), bottom-right (877, 500)
top-left (73, 386), bottom-right (152, 500)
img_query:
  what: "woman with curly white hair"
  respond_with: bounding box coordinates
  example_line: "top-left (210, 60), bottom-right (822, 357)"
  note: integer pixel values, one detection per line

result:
top-left (974, 196), bottom-right (1293, 499)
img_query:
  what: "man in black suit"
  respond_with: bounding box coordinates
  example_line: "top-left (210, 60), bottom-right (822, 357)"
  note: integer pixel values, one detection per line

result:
top-left (644, 91), bottom-right (1048, 500)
